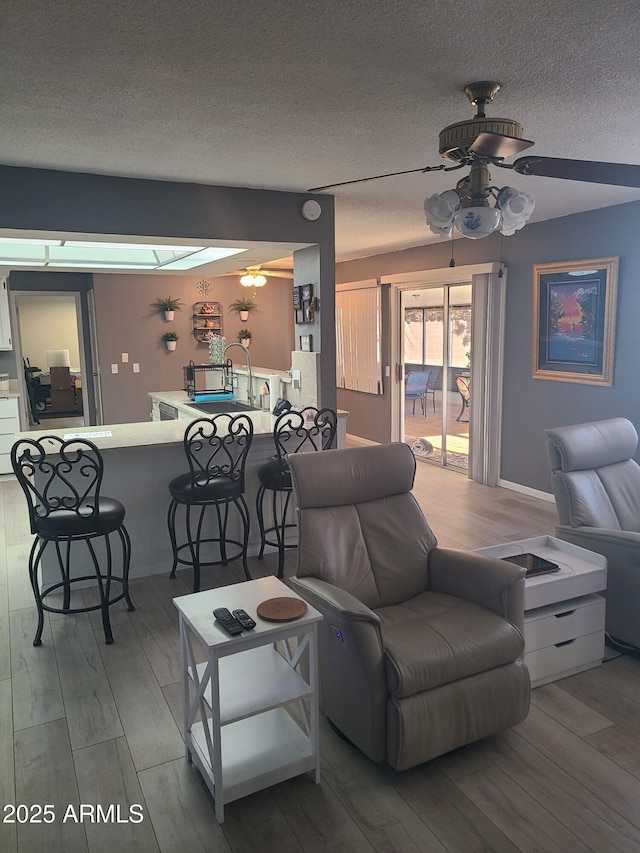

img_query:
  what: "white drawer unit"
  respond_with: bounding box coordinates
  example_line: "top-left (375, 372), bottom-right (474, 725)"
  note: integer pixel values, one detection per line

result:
top-left (0, 396), bottom-right (19, 474)
top-left (523, 594), bottom-right (605, 687)
top-left (477, 536), bottom-right (607, 688)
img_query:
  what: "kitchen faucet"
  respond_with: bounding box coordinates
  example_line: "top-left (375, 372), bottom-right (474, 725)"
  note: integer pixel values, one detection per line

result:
top-left (224, 342), bottom-right (254, 407)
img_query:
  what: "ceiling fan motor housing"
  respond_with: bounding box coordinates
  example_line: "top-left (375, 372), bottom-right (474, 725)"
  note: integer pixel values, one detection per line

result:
top-left (439, 117), bottom-right (525, 163)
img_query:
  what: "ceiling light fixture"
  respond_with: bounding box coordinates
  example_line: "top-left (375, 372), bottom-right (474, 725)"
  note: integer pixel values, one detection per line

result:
top-left (240, 269), bottom-right (267, 288)
top-left (424, 161), bottom-right (535, 240)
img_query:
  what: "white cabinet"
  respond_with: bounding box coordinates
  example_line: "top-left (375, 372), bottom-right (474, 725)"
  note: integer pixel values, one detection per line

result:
top-left (0, 279), bottom-right (12, 351)
top-left (523, 594), bottom-right (606, 686)
top-left (477, 536), bottom-right (607, 688)
top-left (0, 396), bottom-right (19, 473)
top-left (174, 576), bottom-right (321, 823)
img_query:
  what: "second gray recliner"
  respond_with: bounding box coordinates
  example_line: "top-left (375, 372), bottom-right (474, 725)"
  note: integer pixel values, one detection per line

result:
top-left (546, 416), bottom-right (640, 648)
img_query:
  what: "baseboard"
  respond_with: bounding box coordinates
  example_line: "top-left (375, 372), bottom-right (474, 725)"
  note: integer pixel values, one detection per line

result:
top-left (498, 479), bottom-right (555, 502)
top-left (346, 433), bottom-right (380, 447)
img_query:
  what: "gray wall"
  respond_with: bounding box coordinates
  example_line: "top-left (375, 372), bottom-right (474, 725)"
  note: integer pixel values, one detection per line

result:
top-left (337, 200), bottom-right (640, 494)
top-left (0, 165), bottom-right (336, 416)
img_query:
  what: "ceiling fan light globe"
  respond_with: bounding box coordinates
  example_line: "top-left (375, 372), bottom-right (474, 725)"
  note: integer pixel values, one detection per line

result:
top-left (453, 206), bottom-right (502, 239)
top-left (497, 187), bottom-right (535, 217)
top-left (500, 215), bottom-right (529, 236)
top-left (496, 187), bottom-right (535, 236)
top-left (424, 190), bottom-right (460, 221)
top-left (240, 272), bottom-right (267, 287)
top-left (429, 222), bottom-right (454, 238)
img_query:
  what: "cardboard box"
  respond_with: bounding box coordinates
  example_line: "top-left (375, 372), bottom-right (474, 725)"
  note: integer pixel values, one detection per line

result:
top-left (49, 388), bottom-right (75, 412)
top-left (49, 366), bottom-right (71, 390)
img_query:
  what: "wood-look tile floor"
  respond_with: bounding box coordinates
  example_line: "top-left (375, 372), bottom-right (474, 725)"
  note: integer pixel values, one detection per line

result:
top-left (3, 463), bottom-right (640, 852)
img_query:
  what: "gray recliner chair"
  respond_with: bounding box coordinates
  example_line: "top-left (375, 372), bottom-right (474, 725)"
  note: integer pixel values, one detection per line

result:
top-left (545, 417), bottom-right (640, 648)
top-left (287, 442), bottom-right (530, 771)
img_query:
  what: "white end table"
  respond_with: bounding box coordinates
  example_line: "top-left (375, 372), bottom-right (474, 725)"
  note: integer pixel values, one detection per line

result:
top-left (173, 576), bottom-right (322, 822)
top-left (476, 536), bottom-right (607, 687)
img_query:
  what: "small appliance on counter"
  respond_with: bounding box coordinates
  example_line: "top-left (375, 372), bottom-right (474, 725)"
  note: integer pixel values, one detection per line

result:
top-left (0, 373), bottom-right (9, 391)
top-left (183, 360), bottom-right (235, 403)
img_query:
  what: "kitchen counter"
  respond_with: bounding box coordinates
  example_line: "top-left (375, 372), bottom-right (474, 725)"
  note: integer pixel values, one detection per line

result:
top-left (148, 390), bottom-right (348, 440)
top-left (148, 390), bottom-right (282, 429)
top-left (16, 399), bottom-right (348, 582)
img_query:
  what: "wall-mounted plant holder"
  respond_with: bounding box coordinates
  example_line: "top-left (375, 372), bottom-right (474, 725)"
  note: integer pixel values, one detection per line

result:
top-left (162, 331), bottom-right (179, 351)
top-left (229, 297), bottom-right (257, 323)
top-left (154, 296), bottom-right (184, 321)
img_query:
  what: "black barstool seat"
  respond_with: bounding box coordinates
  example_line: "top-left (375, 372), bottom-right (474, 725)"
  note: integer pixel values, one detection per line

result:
top-left (257, 459), bottom-right (292, 491)
top-left (11, 435), bottom-right (134, 647)
top-left (168, 414), bottom-right (254, 592)
top-left (169, 473), bottom-right (243, 503)
top-left (35, 497), bottom-right (125, 536)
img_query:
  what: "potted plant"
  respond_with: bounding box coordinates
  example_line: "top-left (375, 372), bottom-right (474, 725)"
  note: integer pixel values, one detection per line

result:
top-left (162, 331), bottom-right (179, 351)
top-left (229, 297), bottom-right (257, 322)
top-left (154, 296), bottom-right (184, 321)
top-left (237, 329), bottom-right (252, 347)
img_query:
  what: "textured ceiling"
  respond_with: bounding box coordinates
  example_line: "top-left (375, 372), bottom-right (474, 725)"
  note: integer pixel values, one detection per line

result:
top-left (1, 0), bottom-right (639, 263)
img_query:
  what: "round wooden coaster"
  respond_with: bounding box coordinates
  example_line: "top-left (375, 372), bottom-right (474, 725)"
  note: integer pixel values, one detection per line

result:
top-left (257, 596), bottom-right (308, 622)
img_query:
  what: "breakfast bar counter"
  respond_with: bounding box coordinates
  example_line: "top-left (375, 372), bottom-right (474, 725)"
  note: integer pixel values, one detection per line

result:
top-left (15, 404), bottom-right (348, 580)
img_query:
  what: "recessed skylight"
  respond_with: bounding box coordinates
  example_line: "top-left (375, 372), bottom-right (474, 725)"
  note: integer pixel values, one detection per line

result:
top-left (0, 238), bottom-right (246, 270)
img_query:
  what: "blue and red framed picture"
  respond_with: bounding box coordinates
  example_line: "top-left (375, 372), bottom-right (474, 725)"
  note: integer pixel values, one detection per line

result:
top-left (533, 257), bottom-right (618, 386)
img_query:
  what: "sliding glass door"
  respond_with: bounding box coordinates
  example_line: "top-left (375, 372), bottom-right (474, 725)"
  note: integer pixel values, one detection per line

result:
top-left (402, 283), bottom-right (472, 470)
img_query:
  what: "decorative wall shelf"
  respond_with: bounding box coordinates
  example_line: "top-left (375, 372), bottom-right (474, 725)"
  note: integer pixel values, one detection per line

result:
top-left (193, 301), bottom-right (223, 344)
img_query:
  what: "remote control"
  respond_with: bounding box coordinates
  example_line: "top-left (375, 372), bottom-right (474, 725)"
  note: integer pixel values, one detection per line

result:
top-left (232, 609), bottom-right (256, 630)
top-left (213, 607), bottom-right (243, 635)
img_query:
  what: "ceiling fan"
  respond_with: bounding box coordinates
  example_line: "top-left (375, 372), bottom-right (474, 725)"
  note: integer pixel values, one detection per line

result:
top-left (309, 82), bottom-right (640, 239)
top-left (237, 265), bottom-right (293, 287)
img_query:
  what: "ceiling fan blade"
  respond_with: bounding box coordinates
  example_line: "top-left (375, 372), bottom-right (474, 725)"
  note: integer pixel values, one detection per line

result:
top-left (265, 269), bottom-right (293, 278)
top-left (469, 132), bottom-right (535, 160)
top-left (513, 156), bottom-right (640, 188)
top-left (308, 164), bottom-right (444, 192)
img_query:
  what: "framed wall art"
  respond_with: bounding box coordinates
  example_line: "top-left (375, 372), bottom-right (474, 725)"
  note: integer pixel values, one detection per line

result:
top-left (532, 257), bottom-right (618, 386)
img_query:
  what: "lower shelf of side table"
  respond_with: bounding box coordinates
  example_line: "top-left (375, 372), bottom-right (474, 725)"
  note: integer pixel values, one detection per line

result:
top-left (190, 707), bottom-right (316, 806)
top-left (189, 644), bottom-right (313, 724)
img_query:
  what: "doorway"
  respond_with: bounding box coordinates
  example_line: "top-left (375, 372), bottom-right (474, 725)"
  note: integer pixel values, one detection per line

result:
top-left (12, 290), bottom-right (96, 431)
top-left (402, 283), bottom-right (472, 471)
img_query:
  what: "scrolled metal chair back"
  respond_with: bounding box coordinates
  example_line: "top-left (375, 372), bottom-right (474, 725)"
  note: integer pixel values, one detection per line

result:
top-left (273, 407), bottom-right (337, 465)
top-left (183, 414), bottom-right (254, 488)
top-left (11, 436), bottom-right (104, 534)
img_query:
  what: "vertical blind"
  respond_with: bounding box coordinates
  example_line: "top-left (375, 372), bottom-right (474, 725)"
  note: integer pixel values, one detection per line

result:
top-left (336, 282), bottom-right (382, 394)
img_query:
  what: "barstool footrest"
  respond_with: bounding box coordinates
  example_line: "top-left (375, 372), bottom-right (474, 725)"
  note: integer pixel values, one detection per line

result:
top-left (172, 538), bottom-right (247, 568)
top-left (39, 578), bottom-right (132, 616)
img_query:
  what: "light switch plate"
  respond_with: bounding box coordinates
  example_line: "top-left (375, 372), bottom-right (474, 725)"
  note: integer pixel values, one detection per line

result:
top-left (132, 363), bottom-right (140, 373)
top-left (111, 364), bottom-right (118, 374)
top-left (121, 352), bottom-right (129, 363)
